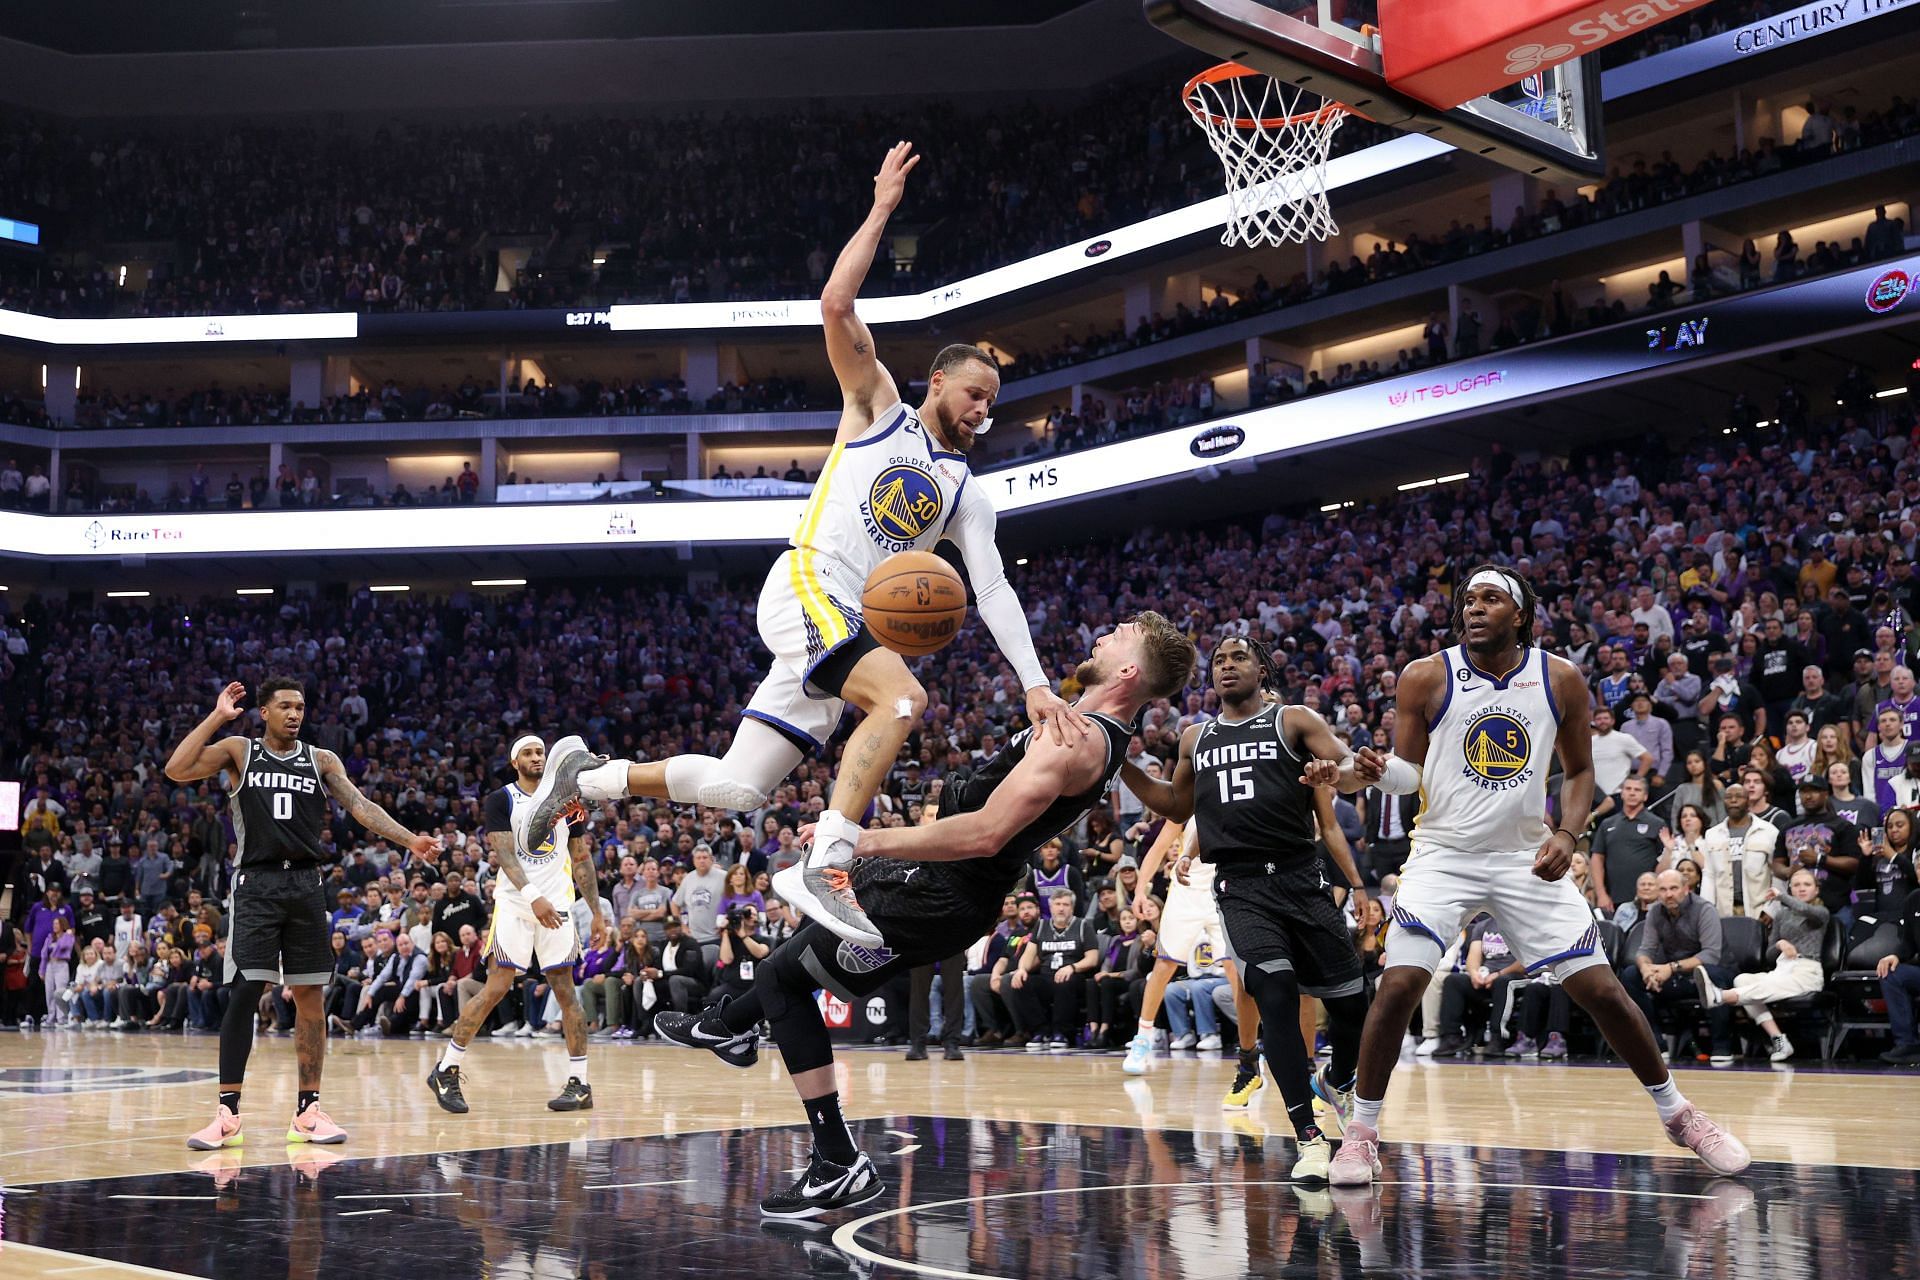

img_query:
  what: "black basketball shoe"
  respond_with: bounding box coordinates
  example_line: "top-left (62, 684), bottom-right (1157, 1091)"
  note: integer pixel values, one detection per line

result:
top-left (761, 1148), bottom-right (885, 1220)
top-left (426, 1063), bottom-right (469, 1114)
top-left (654, 1006), bottom-right (761, 1069)
top-left (547, 1077), bottom-right (594, 1111)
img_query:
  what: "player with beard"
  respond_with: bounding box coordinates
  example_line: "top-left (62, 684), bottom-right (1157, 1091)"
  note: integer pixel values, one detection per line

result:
top-left (1121, 637), bottom-right (1377, 1182)
top-left (653, 616), bottom-right (1196, 1219)
top-left (1328, 567), bottom-right (1751, 1186)
top-left (528, 142), bottom-right (1083, 952)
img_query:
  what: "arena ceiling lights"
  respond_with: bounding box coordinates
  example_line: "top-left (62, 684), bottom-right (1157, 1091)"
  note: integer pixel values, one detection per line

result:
top-left (0, 0), bottom-right (1906, 351)
top-left (6, 254), bottom-right (1913, 562)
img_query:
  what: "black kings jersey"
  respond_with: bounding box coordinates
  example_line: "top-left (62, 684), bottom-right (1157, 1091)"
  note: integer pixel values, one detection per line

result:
top-left (1190, 703), bottom-right (1319, 873)
top-left (231, 739), bottom-right (330, 868)
top-left (939, 710), bottom-right (1134, 900)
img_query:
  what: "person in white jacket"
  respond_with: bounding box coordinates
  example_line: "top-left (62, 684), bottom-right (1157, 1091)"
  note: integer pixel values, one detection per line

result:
top-left (1699, 783), bottom-right (1782, 917)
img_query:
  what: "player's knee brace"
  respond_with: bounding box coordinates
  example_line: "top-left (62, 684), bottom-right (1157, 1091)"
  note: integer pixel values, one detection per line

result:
top-left (756, 938), bottom-right (837, 1075)
top-left (663, 754), bottom-right (768, 811)
top-left (1241, 960), bottom-right (1302, 1026)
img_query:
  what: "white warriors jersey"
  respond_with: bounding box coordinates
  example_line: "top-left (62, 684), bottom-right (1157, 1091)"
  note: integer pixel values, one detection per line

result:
top-left (499, 783), bottom-right (575, 915)
top-left (791, 401), bottom-right (973, 577)
top-left (1415, 646), bottom-right (1563, 853)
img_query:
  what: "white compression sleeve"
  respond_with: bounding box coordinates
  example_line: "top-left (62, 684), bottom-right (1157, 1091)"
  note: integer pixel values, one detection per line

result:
top-left (946, 483), bottom-right (1049, 691)
top-left (1376, 755), bottom-right (1423, 795)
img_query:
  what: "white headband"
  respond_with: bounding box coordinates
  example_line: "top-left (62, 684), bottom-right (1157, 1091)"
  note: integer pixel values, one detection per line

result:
top-left (1466, 569), bottom-right (1525, 604)
top-left (510, 735), bottom-right (544, 760)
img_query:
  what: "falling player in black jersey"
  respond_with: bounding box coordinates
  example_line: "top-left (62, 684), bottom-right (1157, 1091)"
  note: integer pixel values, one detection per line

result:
top-left (1121, 636), bottom-right (1383, 1182)
top-left (654, 614), bottom-right (1196, 1219)
top-left (164, 677), bottom-right (440, 1152)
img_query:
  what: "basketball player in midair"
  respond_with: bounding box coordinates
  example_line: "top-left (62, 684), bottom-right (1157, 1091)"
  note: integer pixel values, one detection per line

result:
top-left (1121, 637), bottom-right (1375, 1182)
top-left (1327, 568), bottom-right (1750, 1185)
top-left (527, 142), bottom-right (1082, 950)
top-left (652, 616), bottom-right (1196, 1218)
top-left (165, 678), bottom-right (439, 1150)
top-left (427, 735), bottom-right (608, 1114)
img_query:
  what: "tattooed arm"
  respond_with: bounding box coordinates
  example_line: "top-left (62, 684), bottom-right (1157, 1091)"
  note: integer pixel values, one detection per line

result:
top-left (313, 748), bottom-right (437, 857)
top-left (490, 829), bottom-right (563, 930)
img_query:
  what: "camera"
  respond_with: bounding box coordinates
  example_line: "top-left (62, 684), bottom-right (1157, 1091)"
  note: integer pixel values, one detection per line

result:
top-left (726, 905), bottom-right (755, 932)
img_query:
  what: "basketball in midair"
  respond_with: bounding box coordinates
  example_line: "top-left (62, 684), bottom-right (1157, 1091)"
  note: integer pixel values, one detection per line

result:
top-left (861, 550), bottom-right (968, 657)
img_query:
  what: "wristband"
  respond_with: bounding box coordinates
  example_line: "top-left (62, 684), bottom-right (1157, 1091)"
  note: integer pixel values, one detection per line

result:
top-left (1555, 827), bottom-right (1579, 842)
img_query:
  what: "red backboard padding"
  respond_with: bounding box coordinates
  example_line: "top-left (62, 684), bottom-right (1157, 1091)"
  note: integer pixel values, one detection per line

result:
top-left (1378, 0), bottom-right (1713, 109)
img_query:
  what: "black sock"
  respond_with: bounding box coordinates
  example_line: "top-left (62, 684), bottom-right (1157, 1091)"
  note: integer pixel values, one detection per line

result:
top-left (219, 1090), bottom-right (241, 1115)
top-left (1286, 1101), bottom-right (1323, 1143)
top-left (803, 1091), bottom-right (858, 1165)
top-left (716, 990), bottom-right (764, 1036)
top-left (1238, 1047), bottom-right (1259, 1072)
top-left (297, 1090), bottom-right (319, 1115)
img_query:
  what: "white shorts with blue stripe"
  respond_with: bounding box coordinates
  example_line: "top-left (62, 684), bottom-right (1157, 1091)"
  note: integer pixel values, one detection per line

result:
top-left (1385, 845), bottom-right (1608, 982)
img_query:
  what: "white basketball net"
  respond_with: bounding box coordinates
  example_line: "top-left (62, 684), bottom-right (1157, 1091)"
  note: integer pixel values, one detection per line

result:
top-left (1183, 68), bottom-right (1348, 247)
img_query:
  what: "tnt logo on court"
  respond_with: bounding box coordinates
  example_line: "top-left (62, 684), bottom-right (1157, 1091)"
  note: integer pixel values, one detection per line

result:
top-left (1461, 707), bottom-right (1534, 791)
top-left (865, 463), bottom-right (942, 544)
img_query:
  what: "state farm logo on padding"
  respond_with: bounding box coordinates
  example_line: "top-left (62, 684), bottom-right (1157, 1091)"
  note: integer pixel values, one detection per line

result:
top-left (1866, 269), bottom-right (1912, 315)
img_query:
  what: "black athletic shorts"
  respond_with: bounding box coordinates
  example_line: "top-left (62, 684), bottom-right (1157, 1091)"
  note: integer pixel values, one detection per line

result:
top-left (1212, 863), bottom-right (1365, 999)
top-left (226, 864), bottom-right (334, 986)
top-left (845, 856), bottom-right (1000, 976)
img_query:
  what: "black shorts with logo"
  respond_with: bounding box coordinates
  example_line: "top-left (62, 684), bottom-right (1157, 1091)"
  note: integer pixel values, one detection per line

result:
top-left (226, 864), bottom-right (335, 985)
top-left (1212, 861), bottom-right (1365, 999)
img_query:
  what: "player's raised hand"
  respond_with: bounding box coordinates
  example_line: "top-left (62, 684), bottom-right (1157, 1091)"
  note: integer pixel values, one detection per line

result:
top-left (1532, 828), bottom-right (1574, 881)
top-left (1027, 687), bottom-right (1091, 746)
top-left (872, 141), bottom-right (920, 212)
top-left (406, 832), bottom-right (440, 858)
top-left (214, 680), bottom-right (248, 721)
top-left (1299, 758), bottom-right (1342, 789)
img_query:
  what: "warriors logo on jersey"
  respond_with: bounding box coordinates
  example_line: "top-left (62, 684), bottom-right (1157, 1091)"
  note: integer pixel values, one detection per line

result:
top-left (865, 463), bottom-right (943, 546)
top-left (1460, 707), bottom-right (1536, 790)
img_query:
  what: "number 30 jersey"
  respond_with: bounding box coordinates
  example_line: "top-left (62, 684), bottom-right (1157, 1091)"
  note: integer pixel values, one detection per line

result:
top-left (1415, 646), bottom-right (1563, 853)
top-left (1189, 703), bottom-right (1321, 875)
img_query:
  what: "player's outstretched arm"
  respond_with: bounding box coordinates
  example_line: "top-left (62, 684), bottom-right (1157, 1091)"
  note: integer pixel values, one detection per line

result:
top-left (821, 141), bottom-right (915, 430)
top-left (163, 681), bottom-right (249, 783)
top-left (1119, 724), bottom-right (1199, 823)
top-left (1311, 788), bottom-right (1368, 918)
top-left (943, 484), bottom-right (1083, 742)
top-left (858, 731), bottom-right (1105, 863)
top-left (1289, 707), bottom-right (1384, 794)
top-left (314, 748), bottom-right (438, 856)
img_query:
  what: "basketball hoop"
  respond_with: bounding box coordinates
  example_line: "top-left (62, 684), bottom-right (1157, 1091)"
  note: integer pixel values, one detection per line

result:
top-left (1181, 62), bottom-right (1351, 247)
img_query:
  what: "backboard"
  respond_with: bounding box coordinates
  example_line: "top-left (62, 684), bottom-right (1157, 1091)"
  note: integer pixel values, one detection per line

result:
top-left (1145, 0), bottom-right (1605, 182)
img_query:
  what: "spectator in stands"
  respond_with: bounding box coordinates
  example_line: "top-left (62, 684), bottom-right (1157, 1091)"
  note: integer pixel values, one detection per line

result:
top-left (1622, 869), bottom-right (1735, 1061)
top-left (1592, 777), bottom-right (1668, 914)
top-left (1589, 705), bottom-right (1654, 820)
top-left (1878, 889), bottom-right (1920, 1064)
top-left (1695, 871), bottom-right (1830, 1062)
top-left (1774, 776), bottom-right (1861, 927)
top-left (1668, 750), bottom-right (1725, 826)
top-left (1431, 915), bottom-right (1525, 1057)
top-left (1861, 809), bottom-right (1918, 919)
top-left (1700, 780), bottom-right (1779, 918)
top-left (658, 919), bottom-right (710, 1015)
top-left (1159, 924), bottom-right (1230, 1053)
top-left (1621, 692), bottom-right (1674, 789)
top-left (1016, 890), bottom-right (1099, 1051)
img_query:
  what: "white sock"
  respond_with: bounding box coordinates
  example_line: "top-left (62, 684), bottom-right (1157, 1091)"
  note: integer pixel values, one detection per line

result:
top-left (808, 811), bottom-right (860, 863)
top-left (438, 1041), bottom-right (467, 1072)
top-left (578, 759), bottom-right (631, 805)
top-left (568, 1055), bottom-right (588, 1084)
top-left (1645, 1075), bottom-right (1688, 1123)
top-left (1137, 1019), bottom-right (1156, 1036)
top-left (1351, 1095), bottom-right (1385, 1134)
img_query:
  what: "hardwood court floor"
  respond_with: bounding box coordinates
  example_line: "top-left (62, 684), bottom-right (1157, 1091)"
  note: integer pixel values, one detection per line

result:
top-left (1, 1028), bottom-right (1916, 1279)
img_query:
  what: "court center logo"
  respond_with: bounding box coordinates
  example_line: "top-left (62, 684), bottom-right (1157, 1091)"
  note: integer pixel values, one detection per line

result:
top-left (864, 463), bottom-right (943, 544)
top-left (1461, 706), bottom-right (1535, 791)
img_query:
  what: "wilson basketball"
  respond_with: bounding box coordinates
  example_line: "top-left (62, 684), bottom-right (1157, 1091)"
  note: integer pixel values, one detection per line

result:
top-left (861, 550), bottom-right (968, 657)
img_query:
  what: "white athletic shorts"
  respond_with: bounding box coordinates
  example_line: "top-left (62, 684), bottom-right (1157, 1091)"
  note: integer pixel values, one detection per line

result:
top-left (486, 901), bottom-right (580, 974)
top-left (1155, 860), bottom-right (1219, 965)
top-left (1385, 845), bottom-right (1608, 982)
top-left (744, 548), bottom-right (869, 748)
